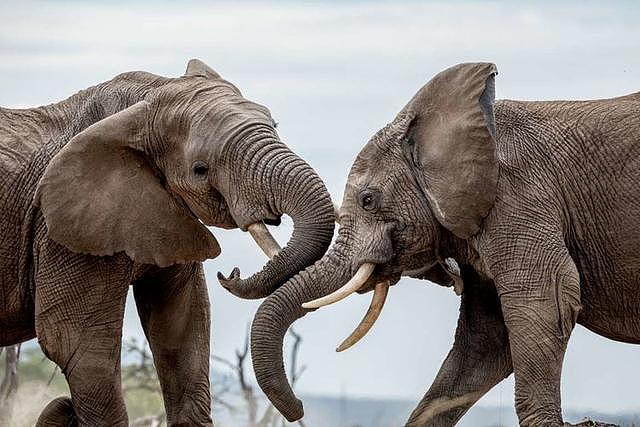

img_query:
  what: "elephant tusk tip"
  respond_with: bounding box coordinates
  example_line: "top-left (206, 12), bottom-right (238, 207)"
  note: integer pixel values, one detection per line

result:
top-left (335, 342), bottom-right (350, 353)
top-left (301, 301), bottom-right (318, 309)
top-left (333, 281), bottom-right (390, 353)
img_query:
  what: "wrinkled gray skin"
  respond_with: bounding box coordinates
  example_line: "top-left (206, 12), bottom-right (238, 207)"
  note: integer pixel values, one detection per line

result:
top-left (251, 63), bottom-right (640, 426)
top-left (0, 59), bottom-right (334, 426)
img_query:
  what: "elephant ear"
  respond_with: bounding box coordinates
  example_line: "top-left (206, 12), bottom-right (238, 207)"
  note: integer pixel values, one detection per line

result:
top-left (408, 62), bottom-right (498, 238)
top-left (184, 58), bottom-right (221, 79)
top-left (37, 101), bottom-right (221, 267)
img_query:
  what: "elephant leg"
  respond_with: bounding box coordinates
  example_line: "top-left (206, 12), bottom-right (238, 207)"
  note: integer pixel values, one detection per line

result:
top-left (406, 270), bottom-right (512, 427)
top-left (133, 263), bottom-right (213, 426)
top-left (34, 238), bottom-right (132, 426)
top-left (36, 397), bottom-right (77, 426)
top-left (493, 244), bottom-right (581, 427)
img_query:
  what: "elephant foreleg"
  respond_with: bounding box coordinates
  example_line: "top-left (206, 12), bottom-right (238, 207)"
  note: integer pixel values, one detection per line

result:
top-left (406, 270), bottom-right (512, 427)
top-left (133, 263), bottom-right (213, 427)
top-left (34, 238), bottom-right (131, 426)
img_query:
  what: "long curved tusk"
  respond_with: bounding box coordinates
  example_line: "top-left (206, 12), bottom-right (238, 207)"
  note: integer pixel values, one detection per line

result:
top-left (247, 222), bottom-right (281, 259)
top-left (336, 280), bottom-right (389, 352)
top-left (302, 263), bottom-right (375, 309)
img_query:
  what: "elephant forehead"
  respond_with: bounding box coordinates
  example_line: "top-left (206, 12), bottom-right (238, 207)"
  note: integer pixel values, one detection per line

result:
top-left (186, 95), bottom-right (274, 142)
top-left (161, 78), bottom-right (272, 123)
top-left (349, 146), bottom-right (405, 188)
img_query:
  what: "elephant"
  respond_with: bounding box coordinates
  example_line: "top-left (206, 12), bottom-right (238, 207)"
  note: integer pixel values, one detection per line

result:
top-left (0, 58), bottom-right (335, 425)
top-left (247, 62), bottom-right (640, 426)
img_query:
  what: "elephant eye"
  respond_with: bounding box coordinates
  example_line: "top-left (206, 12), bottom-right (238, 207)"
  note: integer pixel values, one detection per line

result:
top-left (360, 191), bottom-right (379, 212)
top-left (192, 161), bottom-right (209, 178)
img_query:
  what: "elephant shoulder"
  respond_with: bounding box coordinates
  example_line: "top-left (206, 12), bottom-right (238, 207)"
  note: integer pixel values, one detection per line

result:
top-left (493, 100), bottom-right (546, 165)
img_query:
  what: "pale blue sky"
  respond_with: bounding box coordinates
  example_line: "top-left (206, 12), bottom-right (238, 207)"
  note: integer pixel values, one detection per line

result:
top-left (1, 0), bottom-right (639, 417)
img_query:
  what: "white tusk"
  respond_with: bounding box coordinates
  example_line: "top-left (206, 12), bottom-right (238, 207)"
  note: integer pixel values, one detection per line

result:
top-left (302, 263), bottom-right (375, 309)
top-left (333, 202), bottom-right (341, 224)
top-left (247, 222), bottom-right (281, 259)
top-left (336, 280), bottom-right (389, 352)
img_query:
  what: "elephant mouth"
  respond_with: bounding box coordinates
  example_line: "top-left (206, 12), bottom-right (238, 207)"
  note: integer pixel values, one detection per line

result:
top-left (357, 247), bottom-right (435, 292)
top-left (402, 259), bottom-right (439, 279)
top-left (263, 215), bottom-right (282, 226)
top-left (302, 261), bottom-right (399, 352)
top-left (217, 208), bottom-right (285, 281)
top-left (357, 266), bottom-right (401, 293)
top-left (300, 248), bottom-right (435, 353)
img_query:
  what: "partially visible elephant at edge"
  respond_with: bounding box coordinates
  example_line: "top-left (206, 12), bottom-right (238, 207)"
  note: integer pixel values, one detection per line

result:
top-left (248, 63), bottom-right (640, 426)
top-left (0, 59), bottom-right (335, 425)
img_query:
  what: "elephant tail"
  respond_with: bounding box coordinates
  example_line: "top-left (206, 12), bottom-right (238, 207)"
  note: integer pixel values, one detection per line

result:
top-left (36, 396), bottom-right (77, 427)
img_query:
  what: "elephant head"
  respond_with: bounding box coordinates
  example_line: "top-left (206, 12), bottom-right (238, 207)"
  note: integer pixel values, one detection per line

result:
top-left (36, 59), bottom-right (335, 297)
top-left (250, 62), bottom-right (498, 421)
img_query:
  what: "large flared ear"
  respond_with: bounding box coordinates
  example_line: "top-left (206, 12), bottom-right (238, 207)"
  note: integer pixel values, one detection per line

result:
top-left (184, 58), bottom-right (221, 79)
top-left (408, 62), bottom-right (498, 238)
top-left (37, 101), bottom-right (221, 267)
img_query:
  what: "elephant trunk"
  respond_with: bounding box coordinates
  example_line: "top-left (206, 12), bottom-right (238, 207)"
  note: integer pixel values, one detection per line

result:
top-left (250, 233), bottom-right (353, 421)
top-left (219, 138), bottom-right (336, 299)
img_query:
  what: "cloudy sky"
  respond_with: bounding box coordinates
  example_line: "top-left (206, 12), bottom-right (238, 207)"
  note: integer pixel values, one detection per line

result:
top-left (1, 0), bottom-right (639, 419)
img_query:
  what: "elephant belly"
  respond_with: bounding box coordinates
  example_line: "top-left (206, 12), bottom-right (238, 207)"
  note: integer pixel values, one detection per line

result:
top-left (578, 298), bottom-right (640, 344)
top-left (0, 317), bottom-right (36, 346)
top-left (567, 140), bottom-right (640, 344)
top-left (0, 148), bottom-right (41, 345)
top-left (0, 230), bottom-right (36, 346)
top-left (572, 238), bottom-right (640, 344)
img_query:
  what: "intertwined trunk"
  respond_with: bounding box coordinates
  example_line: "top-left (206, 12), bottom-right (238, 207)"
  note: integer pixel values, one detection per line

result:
top-left (222, 137), bottom-right (336, 299)
top-left (250, 230), bottom-right (354, 421)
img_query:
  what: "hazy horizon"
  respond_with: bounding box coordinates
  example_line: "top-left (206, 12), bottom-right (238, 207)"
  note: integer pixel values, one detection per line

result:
top-left (1, 0), bottom-right (639, 422)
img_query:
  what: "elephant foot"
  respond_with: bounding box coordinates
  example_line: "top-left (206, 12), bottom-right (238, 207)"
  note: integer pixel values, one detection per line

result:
top-left (36, 396), bottom-right (78, 427)
top-left (565, 420), bottom-right (619, 427)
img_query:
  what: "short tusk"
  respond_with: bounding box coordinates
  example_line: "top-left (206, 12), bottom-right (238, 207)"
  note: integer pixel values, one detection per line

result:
top-left (247, 222), bottom-right (281, 259)
top-left (302, 263), bottom-right (375, 309)
top-left (336, 280), bottom-right (389, 352)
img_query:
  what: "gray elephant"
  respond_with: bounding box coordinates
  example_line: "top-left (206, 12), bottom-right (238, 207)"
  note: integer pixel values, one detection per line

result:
top-left (0, 59), bottom-right (334, 425)
top-left (247, 63), bottom-right (640, 426)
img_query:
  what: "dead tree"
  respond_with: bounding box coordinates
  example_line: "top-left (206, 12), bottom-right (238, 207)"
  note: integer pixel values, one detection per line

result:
top-left (122, 338), bottom-right (162, 395)
top-left (212, 328), bottom-right (306, 427)
top-left (121, 338), bottom-right (165, 427)
top-left (0, 344), bottom-right (21, 423)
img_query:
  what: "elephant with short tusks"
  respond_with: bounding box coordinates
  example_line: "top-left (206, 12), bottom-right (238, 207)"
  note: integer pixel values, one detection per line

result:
top-left (0, 59), bottom-right (335, 425)
top-left (245, 63), bottom-right (640, 426)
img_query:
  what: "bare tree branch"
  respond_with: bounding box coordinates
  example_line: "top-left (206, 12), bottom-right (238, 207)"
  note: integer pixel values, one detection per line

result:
top-left (211, 327), bottom-right (308, 427)
top-left (0, 344), bottom-right (21, 423)
top-left (211, 355), bottom-right (241, 373)
top-left (121, 338), bottom-right (165, 425)
top-left (289, 328), bottom-right (303, 387)
top-left (47, 365), bottom-right (58, 387)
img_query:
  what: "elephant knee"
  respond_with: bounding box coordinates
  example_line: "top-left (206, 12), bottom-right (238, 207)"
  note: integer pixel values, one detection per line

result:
top-left (555, 268), bottom-right (582, 339)
top-left (36, 396), bottom-right (77, 427)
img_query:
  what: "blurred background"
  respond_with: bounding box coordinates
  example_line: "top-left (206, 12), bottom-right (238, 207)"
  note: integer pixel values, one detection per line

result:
top-left (1, 1), bottom-right (639, 426)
